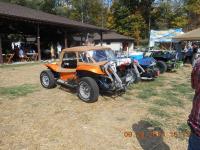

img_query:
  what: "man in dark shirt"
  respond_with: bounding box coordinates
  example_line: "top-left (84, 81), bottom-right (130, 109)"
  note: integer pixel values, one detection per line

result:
top-left (188, 58), bottom-right (200, 150)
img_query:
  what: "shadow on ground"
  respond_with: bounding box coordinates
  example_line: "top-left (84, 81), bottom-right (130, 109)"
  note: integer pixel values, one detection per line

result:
top-left (59, 85), bottom-right (77, 93)
top-left (132, 120), bottom-right (170, 150)
top-left (59, 85), bottom-right (118, 101)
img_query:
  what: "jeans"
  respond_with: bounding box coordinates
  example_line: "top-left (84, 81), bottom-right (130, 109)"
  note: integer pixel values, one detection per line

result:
top-left (188, 133), bottom-right (200, 150)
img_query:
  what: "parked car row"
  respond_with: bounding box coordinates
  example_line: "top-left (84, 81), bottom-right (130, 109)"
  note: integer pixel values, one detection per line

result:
top-left (40, 46), bottom-right (183, 103)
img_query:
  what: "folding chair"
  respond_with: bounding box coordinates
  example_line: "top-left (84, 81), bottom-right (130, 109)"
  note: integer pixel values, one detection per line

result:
top-left (6, 54), bottom-right (14, 63)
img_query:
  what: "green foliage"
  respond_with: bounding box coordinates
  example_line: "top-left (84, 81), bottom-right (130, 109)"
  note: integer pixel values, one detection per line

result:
top-left (107, 1), bottom-right (147, 45)
top-left (2, 0), bottom-right (107, 26)
top-left (186, 0), bottom-right (200, 15)
top-left (69, 0), bottom-right (105, 26)
top-left (2, 0), bottom-right (199, 44)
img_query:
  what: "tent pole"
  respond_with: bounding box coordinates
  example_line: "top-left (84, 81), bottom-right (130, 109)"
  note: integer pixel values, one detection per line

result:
top-left (0, 34), bottom-right (3, 64)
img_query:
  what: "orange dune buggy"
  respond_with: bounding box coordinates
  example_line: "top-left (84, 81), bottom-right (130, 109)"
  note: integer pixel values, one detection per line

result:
top-left (40, 46), bottom-right (137, 102)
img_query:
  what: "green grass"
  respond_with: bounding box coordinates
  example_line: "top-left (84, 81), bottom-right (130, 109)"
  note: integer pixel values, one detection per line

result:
top-left (137, 88), bottom-right (158, 99)
top-left (172, 83), bottom-right (193, 94)
top-left (187, 93), bottom-right (194, 101)
top-left (153, 99), bottom-right (171, 106)
top-left (154, 97), bottom-right (183, 107)
top-left (177, 123), bottom-right (190, 133)
top-left (143, 118), bottom-right (163, 128)
top-left (132, 76), bottom-right (167, 100)
top-left (171, 83), bottom-right (194, 100)
top-left (177, 123), bottom-right (190, 139)
top-left (148, 107), bottom-right (170, 118)
top-left (0, 84), bottom-right (39, 98)
top-left (153, 90), bottom-right (184, 107)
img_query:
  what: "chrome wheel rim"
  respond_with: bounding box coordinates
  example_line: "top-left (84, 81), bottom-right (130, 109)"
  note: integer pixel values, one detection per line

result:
top-left (42, 75), bottom-right (50, 87)
top-left (79, 81), bottom-right (91, 99)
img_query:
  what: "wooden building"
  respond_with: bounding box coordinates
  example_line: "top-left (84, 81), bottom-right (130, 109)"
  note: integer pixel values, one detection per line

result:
top-left (0, 2), bottom-right (107, 63)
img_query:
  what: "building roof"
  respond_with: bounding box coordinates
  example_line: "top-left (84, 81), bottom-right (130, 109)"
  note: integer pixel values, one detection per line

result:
top-left (94, 32), bottom-right (134, 41)
top-left (173, 28), bottom-right (200, 41)
top-left (62, 45), bottom-right (110, 52)
top-left (0, 2), bottom-right (107, 32)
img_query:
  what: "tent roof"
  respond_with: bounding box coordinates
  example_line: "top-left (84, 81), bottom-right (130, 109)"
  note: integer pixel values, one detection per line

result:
top-left (0, 2), bottom-right (107, 33)
top-left (173, 28), bottom-right (200, 41)
top-left (62, 45), bottom-right (110, 52)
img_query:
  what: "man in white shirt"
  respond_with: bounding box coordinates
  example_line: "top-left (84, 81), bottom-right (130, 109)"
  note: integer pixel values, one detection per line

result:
top-left (57, 42), bottom-right (62, 58)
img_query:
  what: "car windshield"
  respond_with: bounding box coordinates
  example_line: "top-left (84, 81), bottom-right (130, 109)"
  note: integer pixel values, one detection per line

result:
top-left (88, 49), bottom-right (116, 62)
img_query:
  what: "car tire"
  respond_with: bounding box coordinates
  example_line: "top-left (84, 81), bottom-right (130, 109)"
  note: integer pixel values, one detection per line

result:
top-left (77, 77), bottom-right (99, 103)
top-left (40, 70), bottom-right (57, 89)
top-left (156, 61), bottom-right (167, 73)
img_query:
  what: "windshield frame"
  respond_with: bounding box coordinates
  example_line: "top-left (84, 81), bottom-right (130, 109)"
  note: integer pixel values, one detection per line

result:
top-left (85, 49), bottom-right (116, 63)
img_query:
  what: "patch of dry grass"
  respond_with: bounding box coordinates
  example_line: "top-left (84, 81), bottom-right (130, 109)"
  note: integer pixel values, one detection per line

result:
top-left (0, 63), bottom-right (193, 150)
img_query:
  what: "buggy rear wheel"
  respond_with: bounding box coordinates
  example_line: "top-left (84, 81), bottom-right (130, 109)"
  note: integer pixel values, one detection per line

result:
top-left (77, 77), bottom-right (99, 103)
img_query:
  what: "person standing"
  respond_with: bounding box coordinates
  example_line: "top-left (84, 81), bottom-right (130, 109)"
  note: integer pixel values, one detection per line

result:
top-left (188, 58), bottom-right (200, 150)
top-left (184, 44), bottom-right (193, 64)
top-left (174, 42), bottom-right (183, 61)
top-left (57, 42), bottom-right (62, 58)
top-left (192, 43), bottom-right (199, 66)
top-left (50, 43), bottom-right (55, 60)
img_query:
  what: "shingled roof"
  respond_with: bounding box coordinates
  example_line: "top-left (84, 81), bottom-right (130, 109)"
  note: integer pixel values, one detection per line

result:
top-left (0, 2), bottom-right (107, 32)
top-left (94, 32), bottom-right (134, 41)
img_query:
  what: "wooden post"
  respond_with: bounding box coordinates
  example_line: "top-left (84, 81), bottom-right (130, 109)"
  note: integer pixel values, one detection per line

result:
top-left (37, 24), bottom-right (41, 61)
top-left (0, 34), bottom-right (3, 64)
top-left (100, 31), bottom-right (103, 46)
top-left (64, 31), bottom-right (68, 48)
top-left (81, 35), bottom-right (83, 46)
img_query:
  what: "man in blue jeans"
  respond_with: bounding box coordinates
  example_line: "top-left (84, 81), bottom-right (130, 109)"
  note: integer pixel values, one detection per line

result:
top-left (188, 58), bottom-right (200, 150)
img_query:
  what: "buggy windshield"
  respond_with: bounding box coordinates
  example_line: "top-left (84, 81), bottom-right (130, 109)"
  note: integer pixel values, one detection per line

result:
top-left (88, 49), bottom-right (116, 62)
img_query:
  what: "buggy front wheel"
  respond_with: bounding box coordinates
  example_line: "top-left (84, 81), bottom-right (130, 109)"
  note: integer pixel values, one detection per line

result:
top-left (77, 77), bottom-right (99, 103)
top-left (40, 70), bottom-right (57, 89)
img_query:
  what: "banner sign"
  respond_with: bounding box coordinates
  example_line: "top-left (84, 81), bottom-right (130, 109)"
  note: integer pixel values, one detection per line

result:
top-left (149, 29), bottom-right (184, 47)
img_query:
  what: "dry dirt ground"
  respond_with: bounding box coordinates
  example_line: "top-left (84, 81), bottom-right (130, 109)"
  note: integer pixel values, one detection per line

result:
top-left (0, 63), bottom-right (193, 150)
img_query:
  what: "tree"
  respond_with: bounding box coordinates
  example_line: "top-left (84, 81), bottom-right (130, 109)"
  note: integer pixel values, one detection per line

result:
top-left (186, 0), bottom-right (200, 15)
top-left (185, 0), bottom-right (200, 29)
top-left (69, 0), bottom-right (106, 26)
top-left (150, 1), bottom-right (188, 29)
top-left (40, 0), bottom-right (55, 13)
top-left (106, 1), bottom-right (147, 45)
top-left (1, 0), bottom-right (108, 26)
